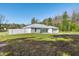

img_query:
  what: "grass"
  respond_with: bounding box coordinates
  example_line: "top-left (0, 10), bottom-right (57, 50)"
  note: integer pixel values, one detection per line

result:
top-left (0, 33), bottom-right (54, 42)
top-left (0, 32), bottom-right (79, 56)
top-left (0, 32), bottom-right (8, 36)
top-left (0, 31), bottom-right (78, 42)
top-left (0, 32), bottom-right (73, 42)
top-left (58, 31), bottom-right (79, 34)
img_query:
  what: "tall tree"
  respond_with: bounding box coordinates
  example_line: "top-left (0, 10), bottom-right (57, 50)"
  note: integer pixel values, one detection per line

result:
top-left (48, 17), bottom-right (53, 26)
top-left (72, 10), bottom-right (79, 25)
top-left (42, 18), bottom-right (48, 25)
top-left (31, 17), bottom-right (37, 24)
top-left (0, 15), bottom-right (6, 31)
top-left (72, 10), bottom-right (77, 21)
top-left (62, 11), bottom-right (69, 31)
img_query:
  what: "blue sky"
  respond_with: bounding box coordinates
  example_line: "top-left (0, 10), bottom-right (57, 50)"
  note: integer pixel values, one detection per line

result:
top-left (0, 3), bottom-right (79, 24)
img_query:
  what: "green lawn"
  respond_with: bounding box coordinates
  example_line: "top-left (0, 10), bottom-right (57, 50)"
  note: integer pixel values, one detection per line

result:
top-left (0, 32), bottom-right (8, 36)
top-left (0, 32), bottom-right (73, 42)
top-left (58, 31), bottom-right (79, 34)
top-left (0, 33), bottom-right (53, 41)
top-left (0, 31), bottom-right (79, 42)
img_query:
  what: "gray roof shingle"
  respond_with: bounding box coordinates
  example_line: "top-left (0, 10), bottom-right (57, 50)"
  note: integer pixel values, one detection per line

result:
top-left (23, 24), bottom-right (58, 29)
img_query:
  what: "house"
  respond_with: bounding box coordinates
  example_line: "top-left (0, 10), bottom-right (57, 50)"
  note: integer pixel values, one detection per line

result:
top-left (8, 24), bottom-right (59, 34)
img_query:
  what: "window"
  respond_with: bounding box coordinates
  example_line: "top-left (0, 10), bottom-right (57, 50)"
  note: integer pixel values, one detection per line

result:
top-left (41, 28), bottom-right (48, 33)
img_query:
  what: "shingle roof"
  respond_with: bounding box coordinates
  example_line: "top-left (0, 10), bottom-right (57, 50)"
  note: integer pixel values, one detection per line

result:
top-left (23, 24), bottom-right (58, 29)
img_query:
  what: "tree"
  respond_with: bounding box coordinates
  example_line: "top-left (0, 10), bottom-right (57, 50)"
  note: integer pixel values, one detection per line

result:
top-left (31, 17), bottom-right (37, 24)
top-left (42, 17), bottom-right (53, 26)
top-left (63, 11), bottom-right (68, 20)
top-left (72, 10), bottom-right (77, 21)
top-left (42, 18), bottom-right (48, 25)
top-left (62, 11), bottom-right (69, 31)
top-left (48, 17), bottom-right (53, 26)
top-left (72, 10), bottom-right (79, 25)
top-left (0, 15), bottom-right (6, 31)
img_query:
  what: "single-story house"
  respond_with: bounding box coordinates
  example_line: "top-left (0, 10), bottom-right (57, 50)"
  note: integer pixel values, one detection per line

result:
top-left (8, 24), bottom-right (59, 34)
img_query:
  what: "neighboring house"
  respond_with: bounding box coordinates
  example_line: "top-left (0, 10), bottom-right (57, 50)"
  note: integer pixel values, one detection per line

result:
top-left (8, 24), bottom-right (59, 34)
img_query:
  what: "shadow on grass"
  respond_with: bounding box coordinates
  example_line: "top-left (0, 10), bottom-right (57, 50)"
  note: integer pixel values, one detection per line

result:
top-left (53, 34), bottom-right (79, 39)
top-left (0, 36), bottom-right (79, 56)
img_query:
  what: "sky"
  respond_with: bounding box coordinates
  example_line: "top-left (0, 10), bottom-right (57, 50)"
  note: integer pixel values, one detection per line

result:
top-left (0, 3), bottom-right (79, 24)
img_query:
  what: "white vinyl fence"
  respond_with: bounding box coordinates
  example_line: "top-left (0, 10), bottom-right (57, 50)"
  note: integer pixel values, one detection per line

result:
top-left (8, 28), bottom-right (31, 35)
